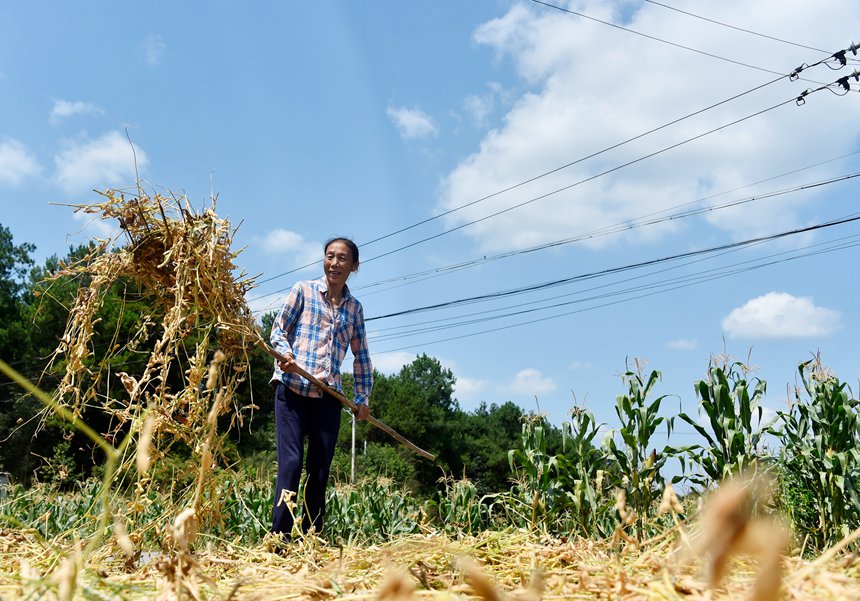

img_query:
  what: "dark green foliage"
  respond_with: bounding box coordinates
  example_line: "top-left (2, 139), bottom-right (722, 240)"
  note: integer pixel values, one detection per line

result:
top-left (0, 224), bottom-right (37, 482)
top-left (678, 359), bottom-right (770, 485)
top-left (606, 365), bottom-right (675, 540)
top-left (8, 243), bottom-right (161, 484)
top-left (365, 354), bottom-right (462, 488)
top-left (460, 401), bottom-right (525, 494)
top-left (559, 407), bottom-right (616, 537)
top-left (331, 441), bottom-right (416, 484)
top-left (507, 416), bottom-right (566, 529)
top-left (771, 356), bottom-right (860, 550)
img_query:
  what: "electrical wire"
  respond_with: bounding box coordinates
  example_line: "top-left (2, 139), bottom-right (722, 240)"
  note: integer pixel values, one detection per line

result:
top-left (374, 225), bottom-right (860, 354)
top-left (350, 167), bottom-right (860, 299)
top-left (358, 98), bottom-right (797, 267)
top-left (643, 0), bottom-right (832, 54)
top-left (250, 141), bottom-right (860, 311)
top-left (529, 0), bottom-right (828, 77)
top-left (365, 213), bottom-right (860, 322)
top-left (366, 229), bottom-right (860, 338)
top-left (369, 232), bottom-right (860, 343)
top-left (253, 72), bottom-right (785, 287)
top-left (251, 44), bottom-right (855, 291)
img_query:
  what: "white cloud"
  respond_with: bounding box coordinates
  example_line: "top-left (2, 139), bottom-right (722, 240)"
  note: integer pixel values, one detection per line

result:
top-left (668, 338), bottom-right (698, 350)
top-left (438, 0), bottom-right (860, 253)
top-left (463, 82), bottom-right (511, 128)
top-left (143, 34), bottom-right (166, 66)
top-left (70, 210), bottom-right (116, 238)
top-left (510, 367), bottom-right (557, 395)
top-left (722, 292), bottom-right (841, 339)
top-left (454, 375), bottom-right (490, 400)
top-left (0, 137), bottom-right (41, 186)
top-left (54, 130), bottom-right (147, 193)
top-left (386, 104), bottom-right (438, 140)
top-left (50, 100), bottom-right (102, 123)
top-left (463, 94), bottom-right (493, 127)
top-left (569, 360), bottom-right (593, 371)
top-left (259, 229), bottom-right (321, 272)
top-left (372, 351), bottom-right (416, 375)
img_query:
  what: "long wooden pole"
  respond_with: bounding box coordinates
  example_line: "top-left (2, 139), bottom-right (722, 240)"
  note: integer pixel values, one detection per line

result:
top-left (256, 341), bottom-right (436, 462)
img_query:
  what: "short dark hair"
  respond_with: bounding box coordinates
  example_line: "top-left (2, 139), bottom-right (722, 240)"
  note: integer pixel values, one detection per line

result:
top-left (324, 237), bottom-right (359, 265)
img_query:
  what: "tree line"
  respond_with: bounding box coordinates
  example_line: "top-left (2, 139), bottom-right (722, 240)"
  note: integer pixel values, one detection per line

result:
top-left (0, 223), bottom-right (547, 494)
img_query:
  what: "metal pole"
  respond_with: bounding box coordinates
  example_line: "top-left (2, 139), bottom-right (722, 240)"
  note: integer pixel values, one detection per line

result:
top-left (350, 412), bottom-right (356, 484)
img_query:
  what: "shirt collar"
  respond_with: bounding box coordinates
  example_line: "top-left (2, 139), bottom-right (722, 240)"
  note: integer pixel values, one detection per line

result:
top-left (315, 276), bottom-right (352, 300)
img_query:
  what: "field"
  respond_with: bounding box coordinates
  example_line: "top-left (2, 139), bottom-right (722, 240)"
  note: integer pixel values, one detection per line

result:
top-left (2, 476), bottom-right (860, 600)
top-left (2, 192), bottom-right (860, 600)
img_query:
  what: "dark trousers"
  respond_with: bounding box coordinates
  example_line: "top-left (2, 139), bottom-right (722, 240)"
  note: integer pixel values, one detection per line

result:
top-left (271, 383), bottom-right (342, 536)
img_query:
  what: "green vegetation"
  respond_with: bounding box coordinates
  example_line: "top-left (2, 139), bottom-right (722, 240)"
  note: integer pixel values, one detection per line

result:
top-left (679, 359), bottom-right (771, 486)
top-left (1, 220), bottom-right (859, 556)
top-left (772, 356), bottom-right (860, 551)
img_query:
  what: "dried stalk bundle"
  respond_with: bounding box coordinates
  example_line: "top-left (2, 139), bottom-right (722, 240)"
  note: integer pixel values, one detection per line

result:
top-left (44, 190), bottom-right (259, 495)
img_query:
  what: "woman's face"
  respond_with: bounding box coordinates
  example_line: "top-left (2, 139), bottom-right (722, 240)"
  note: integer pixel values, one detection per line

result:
top-left (324, 240), bottom-right (357, 289)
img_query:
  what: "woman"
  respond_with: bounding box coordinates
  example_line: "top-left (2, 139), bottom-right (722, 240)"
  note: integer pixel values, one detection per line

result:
top-left (269, 237), bottom-right (372, 537)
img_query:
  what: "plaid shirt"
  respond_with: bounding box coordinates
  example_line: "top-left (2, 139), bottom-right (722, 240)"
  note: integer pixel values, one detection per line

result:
top-left (270, 277), bottom-right (373, 405)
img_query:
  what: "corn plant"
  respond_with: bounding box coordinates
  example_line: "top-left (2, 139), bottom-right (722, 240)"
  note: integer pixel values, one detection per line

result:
top-left (605, 364), bottom-right (675, 540)
top-left (507, 416), bottom-right (567, 531)
top-left (220, 477), bottom-right (272, 542)
top-left (678, 359), bottom-right (770, 487)
top-left (324, 479), bottom-right (423, 543)
top-left (559, 407), bottom-right (615, 537)
top-left (772, 357), bottom-right (860, 549)
top-left (434, 476), bottom-right (494, 535)
top-left (0, 480), bottom-right (104, 540)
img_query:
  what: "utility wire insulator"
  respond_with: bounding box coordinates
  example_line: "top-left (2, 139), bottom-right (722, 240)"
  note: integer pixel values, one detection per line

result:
top-left (790, 64), bottom-right (806, 81)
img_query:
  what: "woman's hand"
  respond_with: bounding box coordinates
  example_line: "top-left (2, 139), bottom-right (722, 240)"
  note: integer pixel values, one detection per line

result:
top-left (277, 353), bottom-right (297, 373)
top-left (353, 403), bottom-right (370, 421)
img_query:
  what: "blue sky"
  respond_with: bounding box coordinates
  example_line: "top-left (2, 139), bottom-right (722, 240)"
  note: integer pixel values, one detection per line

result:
top-left (2, 0), bottom-right (859, 443)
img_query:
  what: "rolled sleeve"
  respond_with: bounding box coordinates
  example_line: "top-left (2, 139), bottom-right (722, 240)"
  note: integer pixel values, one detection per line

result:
top-left (350, 304), bottom-right (373, 406)
top-left (270, 284), bottom-right (303, 363)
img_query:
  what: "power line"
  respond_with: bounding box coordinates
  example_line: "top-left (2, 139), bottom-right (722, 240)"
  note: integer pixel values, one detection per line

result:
top-left (368, 231), bottom-right (860, 343)
top-left (368, 225), bottom-right (860, 338)
top-left (358, 76), bottom-right (855, 264)
top-left (529, 0), bottom-right (827, 77)
top-left (250, 122), bottom-right (859, 311)
top-left (250, 56), bottom-right (854, 301)
top-left (358, 100), bottom-right (798, 267)
top-left (253, 73), bottom-right (789, 289)
top-left (643, 0), bottom-right (832, 54)
top-left (365, 213), bottom-right (860, 322)
top-left (254, 72), bottom-right (787, 288)
top-left (351, 166), bottom-right (860, 298)
top-left (374, 223), bottom-right (860, 354)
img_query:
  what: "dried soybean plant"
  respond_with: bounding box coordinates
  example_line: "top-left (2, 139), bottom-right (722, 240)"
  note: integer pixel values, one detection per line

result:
top-left (42, 190), bottom-right (263, 520)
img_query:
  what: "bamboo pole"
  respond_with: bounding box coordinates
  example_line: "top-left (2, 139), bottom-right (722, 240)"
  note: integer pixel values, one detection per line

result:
top-left (256, 341), bottom-right (436, 462)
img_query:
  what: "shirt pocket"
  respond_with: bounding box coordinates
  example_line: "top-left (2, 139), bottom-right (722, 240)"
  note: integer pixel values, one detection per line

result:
top-left (335, 312), bottom-right (353, 346)
top-left (306, 303), bottom-right (324, 327)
